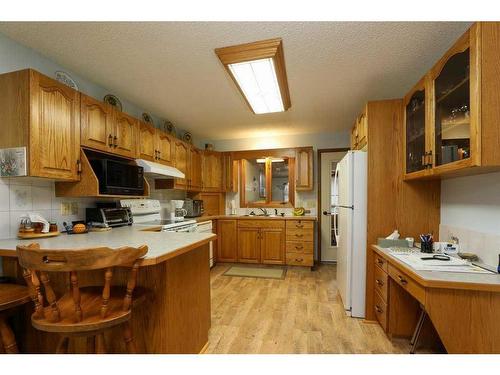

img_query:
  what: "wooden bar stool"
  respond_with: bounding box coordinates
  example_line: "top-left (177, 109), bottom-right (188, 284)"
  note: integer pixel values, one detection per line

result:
top-left (16, 243), bottom-right (148, 354)
top-left (0, 281), bottom-right (30, 353)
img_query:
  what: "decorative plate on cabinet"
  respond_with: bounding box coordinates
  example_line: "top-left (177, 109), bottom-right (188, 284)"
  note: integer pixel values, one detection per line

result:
top-left (163, 120), bottom-right (177, 137)
top-left (103, 94), bottom-right (123, 111)
top-left (182, 131), bottom-right (193, 144)
top-left (54, 71), bottom-right (78, 90)
top-left (142, 113), bottom-right (154, 125)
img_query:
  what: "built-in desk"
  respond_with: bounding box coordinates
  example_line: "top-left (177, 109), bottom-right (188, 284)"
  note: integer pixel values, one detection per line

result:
top-left (371, 244), bottom-right (500, 354)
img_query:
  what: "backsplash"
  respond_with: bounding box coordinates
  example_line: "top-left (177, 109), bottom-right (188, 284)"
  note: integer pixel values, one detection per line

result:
top-left (440, 224), bottom-right (500, 268)
top-left (0, 177), bottom-right (99, 240)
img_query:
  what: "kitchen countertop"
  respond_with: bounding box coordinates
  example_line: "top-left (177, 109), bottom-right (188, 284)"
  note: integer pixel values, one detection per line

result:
top-left (194, 214), bottom-right (318, 222)
top-left (0, 226), bottom-right (216, 267)
top-left (372, 244), bottom-right (500, 292)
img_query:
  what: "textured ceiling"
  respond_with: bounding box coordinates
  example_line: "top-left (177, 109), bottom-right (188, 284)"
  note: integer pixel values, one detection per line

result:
top-left (0, 22), bottom-right (471, 140)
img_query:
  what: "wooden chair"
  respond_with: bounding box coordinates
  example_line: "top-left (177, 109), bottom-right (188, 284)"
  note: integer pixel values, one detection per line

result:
top-left (16, 243), bottom-right (148, 354)
top-left (0, 282), bottom-right (31, 353)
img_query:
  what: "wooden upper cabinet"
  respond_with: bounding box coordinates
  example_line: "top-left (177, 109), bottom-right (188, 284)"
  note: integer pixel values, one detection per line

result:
top-left (202, 151), bottom-right (222, 192)
top-left (237, 227), bottom-right (260, 263)
top-left (222, 152), bottom-right (238, 193)
top-left (189, 147), bottom-right (203, 191)
top-left (81, 94), bottom-right (113, 152)
top-left (295, 147), bottom-right (313, 191)
top-left (260, 228), bottom-right (285, 265)
top-left (138, 122), bottom-right (156, 162)
top-left (217, 220), bottom-right (237, 262)
top-left (404, 22), bottom-right (500, 180)
top-left (113, 111), bottom-right (138, 158)
top-left (430, 25), bottom-right (478, 172)
top-left (29, 71), bottom-right (81, 180)
top-left (156, 130), bottom-right (174, 166)
top-left (403, 75), bottom-right (430, 178)
top-left (351, 109), bottom-right (367, 151)
top-left (81, 94), bottom-right (138, 159)
top-left (173, 140), bottom-right (189, 189)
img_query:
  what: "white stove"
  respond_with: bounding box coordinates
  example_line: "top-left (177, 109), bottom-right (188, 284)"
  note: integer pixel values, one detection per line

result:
top-left (120, 199), bottom-right (197, 232)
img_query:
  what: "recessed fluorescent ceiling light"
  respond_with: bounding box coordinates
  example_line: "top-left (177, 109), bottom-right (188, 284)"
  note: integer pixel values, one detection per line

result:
top-left (228, 58), bottom-right (284, 114)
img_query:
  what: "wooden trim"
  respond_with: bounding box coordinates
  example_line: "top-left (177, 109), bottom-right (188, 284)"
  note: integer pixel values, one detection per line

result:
top-left (231, 147), bottom-right (301, 160)
top-left (316, 148), bottom-right (350, 265)
top-left (215, 38), bottom-right (291, 113)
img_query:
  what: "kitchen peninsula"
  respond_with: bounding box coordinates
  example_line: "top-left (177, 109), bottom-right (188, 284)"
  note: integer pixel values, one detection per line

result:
top-left (0, 227), bottom-right (216, 354)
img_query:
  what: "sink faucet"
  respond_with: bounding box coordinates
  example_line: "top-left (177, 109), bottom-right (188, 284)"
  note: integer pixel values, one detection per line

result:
top-left (258, 207), bottom-right (268, 216)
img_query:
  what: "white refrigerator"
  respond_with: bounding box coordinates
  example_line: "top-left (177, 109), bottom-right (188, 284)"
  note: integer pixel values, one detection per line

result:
top-left (331, 151), bottom-right (367, 318)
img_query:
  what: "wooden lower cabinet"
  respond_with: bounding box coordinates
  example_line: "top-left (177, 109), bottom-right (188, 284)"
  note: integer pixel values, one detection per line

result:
top-left (215, 219), bottom-right (313, 266)
top-left (217, 220), bottom-right (237, 262)
top-left (373, 257), bottom-right (389, 332)
top-left (237, 227), bottom-right (261, 263)
top-left (260, 228), bottom-right (285, 265)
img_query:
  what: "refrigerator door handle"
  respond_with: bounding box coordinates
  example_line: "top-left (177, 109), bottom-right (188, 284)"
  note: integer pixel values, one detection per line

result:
top-left (323, 205), bottom-right (354, 214)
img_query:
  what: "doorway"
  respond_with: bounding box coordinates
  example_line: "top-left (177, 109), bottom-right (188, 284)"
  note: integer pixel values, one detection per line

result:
top-left (317, 149), bottom-right (349, 263)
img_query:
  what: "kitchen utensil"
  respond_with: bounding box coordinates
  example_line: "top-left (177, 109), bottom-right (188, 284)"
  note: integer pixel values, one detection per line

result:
top-left (421, 254), bottom-right (450, 261)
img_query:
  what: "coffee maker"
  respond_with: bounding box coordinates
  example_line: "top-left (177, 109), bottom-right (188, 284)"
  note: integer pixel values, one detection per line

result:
top-left (169, 200), bottom-right (187, 221)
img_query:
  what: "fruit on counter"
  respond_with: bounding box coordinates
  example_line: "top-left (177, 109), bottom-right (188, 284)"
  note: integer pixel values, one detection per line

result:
top-left (293, 207), bottom-right (305, 216)
top-left (72, 223), bottom-right (87, 234)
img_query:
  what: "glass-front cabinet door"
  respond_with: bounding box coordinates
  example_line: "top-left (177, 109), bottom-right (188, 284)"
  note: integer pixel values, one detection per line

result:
top-left (404, 78), bottom-right (428, 175)
top-left (434, 48), bottom-right (471, 167)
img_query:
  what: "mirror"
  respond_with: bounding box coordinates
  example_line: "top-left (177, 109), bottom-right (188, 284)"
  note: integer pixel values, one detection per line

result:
top-left (240, 157), bottom-right (295, 208)
top-left (243, 159), bottom-right (267, 204)
top-left (271, 159), bottom-right (289, 204)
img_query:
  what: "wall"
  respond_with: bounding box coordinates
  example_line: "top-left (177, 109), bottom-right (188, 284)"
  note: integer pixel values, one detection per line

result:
top-left (440, 171), bottom-right (500, 268)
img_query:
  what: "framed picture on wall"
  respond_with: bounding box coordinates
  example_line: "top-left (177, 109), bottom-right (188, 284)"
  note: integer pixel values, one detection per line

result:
top-left (0, 147), bottom-right (27, 177)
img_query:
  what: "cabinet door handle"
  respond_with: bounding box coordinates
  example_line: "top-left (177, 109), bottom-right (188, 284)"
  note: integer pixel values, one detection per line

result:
top-left (377, 259), bottom-right (384, 266)
top-left (398, 275), bottom-right (408, 286)
top-left (113, 136), bottom-right (118, 148)
top-left (296, 224), bottom-right (304, 228)
top-left (375, 305), bottom-right (383, 313)
top-left (427, 150), bottom-right (433, 168)
top-left (375, 279), bottom-right (384, 287)
top-left (295, 234), bottom-right (303, 238)
top-left (108, 134), bottom-right (113, 147)
top-left (295, 258), bottom-right (303, 262)
top-left (295, 245), bottom-right (303, 250)
top-left (76, 160), bottom-right (82, 174)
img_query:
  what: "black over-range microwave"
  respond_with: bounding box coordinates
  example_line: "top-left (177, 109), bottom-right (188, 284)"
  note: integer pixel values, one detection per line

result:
top-left (90, 158), bottom-right (144, 196)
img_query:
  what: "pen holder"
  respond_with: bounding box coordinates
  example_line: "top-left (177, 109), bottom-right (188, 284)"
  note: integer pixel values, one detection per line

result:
top-left (421, 242), bottom-right (433, 254)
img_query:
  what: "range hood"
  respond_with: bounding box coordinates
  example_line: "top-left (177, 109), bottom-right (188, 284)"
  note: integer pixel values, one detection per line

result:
top-left (135, 159), bottom-right (185, 179)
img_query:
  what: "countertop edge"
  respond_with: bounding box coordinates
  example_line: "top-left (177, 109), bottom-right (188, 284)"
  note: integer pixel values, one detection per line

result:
top-left (194, 215), bottom-right (318, 222)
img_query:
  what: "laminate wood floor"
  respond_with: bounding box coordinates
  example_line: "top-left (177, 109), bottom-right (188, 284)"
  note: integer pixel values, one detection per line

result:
top-left (206, 263), bottom-right (410, 354)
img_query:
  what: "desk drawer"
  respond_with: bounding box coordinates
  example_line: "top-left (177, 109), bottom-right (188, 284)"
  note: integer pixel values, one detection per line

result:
top-left (286, 252), bottom-right (313, 266)
top-left (374, 290), bottom-right (388, 332)
top-left (286, 220), bottom-right (314, 230)
top-left (388, 264), bottom-right (425, 305)
top-left (374, 264), bottom-right (388, 303)
top-left (286, 228), bottom-right (314, 242)
top-left (286, 240), bottom-right (314, 254)
top-left (374, 253), bottom-right (388, 272)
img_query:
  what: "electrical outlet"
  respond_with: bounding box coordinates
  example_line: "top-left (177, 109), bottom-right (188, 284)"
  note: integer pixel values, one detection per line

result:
top-left (60, 202), bottom-right (71, 216)
top-left (70, 202), bottom-right (79, 215)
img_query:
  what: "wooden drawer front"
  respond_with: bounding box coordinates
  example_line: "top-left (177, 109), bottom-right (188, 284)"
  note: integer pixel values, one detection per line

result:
top-left (388, 264), bottom-right (426, 305)
top-left (374, 265), bottom-right (388, 303)
top-left (237, 220), bottom-right (285, 229)
top-left (374, 290), bottom-right (388, 332)
top-left (286, 252), bottom-right (313, 267)
top-left (285, 240), bottom-right (313, 254)
top-left (286, 228), bottom-right (314, 242)
top-left (286, 220), bottom-right (314, 230)
top-left (374, 253), bottom-right (388, 272)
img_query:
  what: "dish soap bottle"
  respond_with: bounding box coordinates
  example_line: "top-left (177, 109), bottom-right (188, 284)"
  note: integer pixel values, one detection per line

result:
top-left (497, 254), bottom-right (500, 274)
